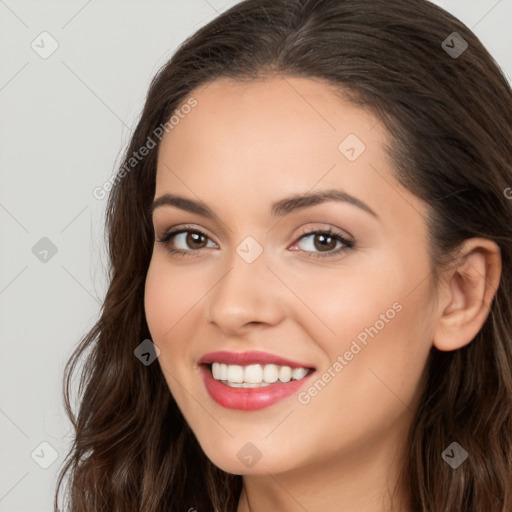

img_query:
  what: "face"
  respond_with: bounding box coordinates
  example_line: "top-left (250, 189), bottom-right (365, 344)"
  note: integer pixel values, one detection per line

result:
top-left (144, 76), bottom-right (438, 476)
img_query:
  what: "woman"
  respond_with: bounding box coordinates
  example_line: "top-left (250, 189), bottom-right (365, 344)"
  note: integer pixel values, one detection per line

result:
top-left (55, 0), bottom-right (512, 510)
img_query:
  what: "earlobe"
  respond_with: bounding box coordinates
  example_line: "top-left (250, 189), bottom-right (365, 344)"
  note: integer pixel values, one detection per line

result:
top-left (432, 238), bottom-right (502, 352)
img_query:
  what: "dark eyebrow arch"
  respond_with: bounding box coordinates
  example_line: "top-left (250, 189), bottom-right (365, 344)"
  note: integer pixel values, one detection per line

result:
top-left (149, 189), bottom-right (378, 219)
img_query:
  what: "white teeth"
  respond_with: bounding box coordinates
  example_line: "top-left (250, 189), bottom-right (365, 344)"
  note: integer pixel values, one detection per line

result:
top-left (224, 381), bottom-right (268, 388)
top-left (210, 362), bottom-right (311, 386)
top-left (278, 366), bottom-right (292, 383)
top-left (262, 364), bottom-right (279, 383)
top-left (292, 367), bottom-right (308, 380)
top-left (226, 364), bottom-right (244, 383)
top-left (244, 364), bottom-right (263, 383)
top-left (219, 363), bottom-right (228, 380)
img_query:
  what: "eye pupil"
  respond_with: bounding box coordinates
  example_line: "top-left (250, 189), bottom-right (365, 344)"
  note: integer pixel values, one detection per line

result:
top-left (187, 232), bottom-right (206, 248)
top-left (315, 234), bottom-right (336, 251)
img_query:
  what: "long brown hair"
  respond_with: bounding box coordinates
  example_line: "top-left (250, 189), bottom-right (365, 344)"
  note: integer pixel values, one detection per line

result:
top-left (54, 0), bottom-right (512, 510)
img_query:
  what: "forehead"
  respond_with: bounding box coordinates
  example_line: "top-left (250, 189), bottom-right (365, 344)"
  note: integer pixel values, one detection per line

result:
top-left (154, 75), bottom-right (428, 229)
top-left (158, 75), bottom-right (382, 168)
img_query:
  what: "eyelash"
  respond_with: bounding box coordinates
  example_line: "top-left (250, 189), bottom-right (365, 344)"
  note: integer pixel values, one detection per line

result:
top-left (156, 224), bottom-right (355, 260)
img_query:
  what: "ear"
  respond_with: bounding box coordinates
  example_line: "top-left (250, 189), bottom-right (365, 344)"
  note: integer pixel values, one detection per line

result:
top-left (433, 238), bottom-right (502, 351)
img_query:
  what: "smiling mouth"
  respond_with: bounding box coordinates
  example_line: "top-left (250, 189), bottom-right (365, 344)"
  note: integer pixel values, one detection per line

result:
top-left (203, 362), bottom-right (315, 388)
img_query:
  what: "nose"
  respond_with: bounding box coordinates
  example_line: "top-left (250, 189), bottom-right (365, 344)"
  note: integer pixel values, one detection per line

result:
top-left (205, 246), bottom-right (287, 336)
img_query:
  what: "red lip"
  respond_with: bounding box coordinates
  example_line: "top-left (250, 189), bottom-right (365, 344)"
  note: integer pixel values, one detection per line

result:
top-left (199, 364), bottom-right (316, 411)
top-left (198, 350), bottom-right (315, 369)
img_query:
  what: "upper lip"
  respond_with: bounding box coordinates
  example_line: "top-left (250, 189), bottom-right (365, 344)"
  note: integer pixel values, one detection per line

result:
top-left (198, 350), bottom-right (315, 369)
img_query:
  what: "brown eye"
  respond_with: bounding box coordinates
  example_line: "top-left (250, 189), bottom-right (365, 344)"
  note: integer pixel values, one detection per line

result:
top-left (313, 233), bottom-right (338, 252)
top-left (157, 225), bottom-right (217, 257)
top-left (185, 231), bottom-right (208, 249)
top-left (157, 225), bottom-right (354, 260)
top-left (293, 228), bottom-right (354, 259)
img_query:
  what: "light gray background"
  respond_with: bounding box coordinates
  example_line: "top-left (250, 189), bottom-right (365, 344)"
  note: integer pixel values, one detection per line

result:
top-left (0, 1), bottom-right (510, 510)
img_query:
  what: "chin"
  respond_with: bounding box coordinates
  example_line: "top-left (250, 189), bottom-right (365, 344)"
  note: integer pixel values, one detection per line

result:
top-left (198, 442), bottom-right (295, 476)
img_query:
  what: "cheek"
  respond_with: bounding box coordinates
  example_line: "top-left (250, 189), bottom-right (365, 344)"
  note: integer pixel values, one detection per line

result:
top-left (337, 281), bottom-right (433, 409)
top-left (293, 294), bottom-right (432, 458)
top-left (144, 257), bottom-right (201, 341)
top-left (288, 260), bottom-right (401, 345)
top-left (300, 250), bottom-right (434, 398)
top-left (144, 264), bottom-right (171, 341)
top-left (143, 258), bottom-right (208, 383)
top-left (144, 261), bottom-right (194, 401)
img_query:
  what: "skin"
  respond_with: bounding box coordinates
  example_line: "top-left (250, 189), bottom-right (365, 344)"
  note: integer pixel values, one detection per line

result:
top-left (144, 75), bottom-right (501, 512)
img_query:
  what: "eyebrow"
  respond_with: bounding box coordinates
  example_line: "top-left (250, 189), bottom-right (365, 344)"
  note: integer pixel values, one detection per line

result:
top-left (149, 189), bottom-right (378, 220)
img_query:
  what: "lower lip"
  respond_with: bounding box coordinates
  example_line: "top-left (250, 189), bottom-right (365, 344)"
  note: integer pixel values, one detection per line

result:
top-left (199, 364), bottom-right (315, 411)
